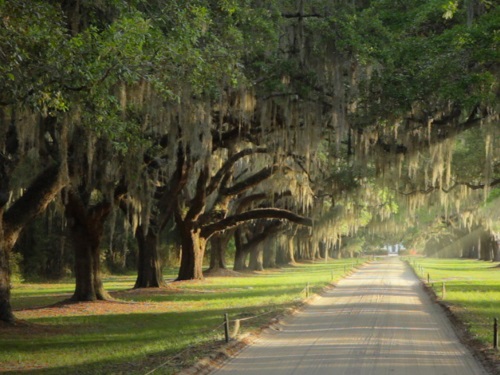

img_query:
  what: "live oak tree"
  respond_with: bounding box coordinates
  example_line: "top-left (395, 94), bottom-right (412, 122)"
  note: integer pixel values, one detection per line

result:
top-left (0, 1), bottom-right (71, 323)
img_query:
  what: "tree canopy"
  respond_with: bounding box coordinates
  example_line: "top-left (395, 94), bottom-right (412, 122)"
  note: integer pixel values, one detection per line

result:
top-left (0, 0), bottom-right (498, 323)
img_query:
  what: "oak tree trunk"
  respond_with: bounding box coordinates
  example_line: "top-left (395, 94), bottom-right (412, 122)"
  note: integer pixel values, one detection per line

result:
top-left (233, 248), bottom-right (248, 271)
top-left (288, 237), bottom-right (296, 264)
top-left (248, 242), bottom-right (264, 271)
top-left (0, 212), bottom-right (14, 323)
top-left (71, 222), bottom-right (109, 301)
top-left (233, 228), bottom-right (248, 271)
top-left (263, 238), bottom-right (276, 269)
top-left (177, 224), bottom-right (206, 280)
top-left (134, 226), bottom-right (165, 288)
top-left (208, 233), bottom-right (228, 271)
top-left (66, 192), bottom-right (111, 301)
top-left (478, 230), bottom-right (493, 261)
top-left (493, 239), bottom-right (500, 262)
top-left (0, 162), bottom-right (68, 322)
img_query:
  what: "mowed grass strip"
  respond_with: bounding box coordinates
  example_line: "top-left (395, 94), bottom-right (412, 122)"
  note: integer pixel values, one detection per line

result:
top-left (2, 259), bottom-right (364, 374)
top-left (409, 257), bottom-right (500, 348)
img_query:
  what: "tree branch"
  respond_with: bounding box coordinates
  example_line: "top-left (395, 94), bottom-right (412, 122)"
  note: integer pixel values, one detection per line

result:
top-left (220, 165), bottom-right (279, 197)
top-left (201, 208), bottom-right (312, 239)
top-left (4, 163), bottom-right (67, 248)
top-left (400, 178), bottom-right (500, 196)
top-left (185, 162), bottom-right (210, 223)
top-left (240, 220), bottom-right (283, 253)
top-left (207, 147), bottom-right (268, 195)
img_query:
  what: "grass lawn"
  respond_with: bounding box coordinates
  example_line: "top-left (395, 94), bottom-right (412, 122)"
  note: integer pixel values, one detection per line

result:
top-left (2, 259), bottom-right (363, 374)
top-left (407, 257), bottom-right (500, 349)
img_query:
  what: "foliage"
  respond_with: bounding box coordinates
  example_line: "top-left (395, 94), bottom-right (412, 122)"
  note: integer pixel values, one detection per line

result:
top-left (353, 0), bottom-right (499, 123)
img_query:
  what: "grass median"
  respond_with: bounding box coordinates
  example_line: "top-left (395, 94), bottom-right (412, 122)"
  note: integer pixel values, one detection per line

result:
top-left (2, 259), bottom-right (364, 374)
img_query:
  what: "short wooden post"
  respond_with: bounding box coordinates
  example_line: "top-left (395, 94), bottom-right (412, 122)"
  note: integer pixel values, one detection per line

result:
top-left (494, 318), bottom-right (498, 350)
top-left (331, 270), bottom-right (334, 281)
top-left (224, 313), bottom-right (230, 343)
top-left (442, 282), bottom-right (446, 300)
top-left (427, 273), bottom-right (430, 284)
top-left (233, 319), bottom-right (241, 338)
top-left (306, 282), bottom-right (310, 298)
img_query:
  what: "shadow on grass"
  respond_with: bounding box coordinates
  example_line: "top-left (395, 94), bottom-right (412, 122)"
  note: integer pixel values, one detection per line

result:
top-left (434, 283), bottom-right (500, 294)
top-left (1, 303), bottom-right (295, 375)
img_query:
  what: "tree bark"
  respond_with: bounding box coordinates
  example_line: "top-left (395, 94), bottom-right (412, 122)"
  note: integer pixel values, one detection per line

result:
top-left (134, 226), bottom-right (165, 288)
top-left (233, 228), bottom-right (248, 271)
top-left (71, 221), bottom-right (109, 301)
top-left (248, 242), bottom-right (264, 271)
top-left (0, 211), bottom-right (14, 323)
top-left (493, 237), bottom-right (500, 262)
top-left (0, 157), bottom-right (15, 322)
top-left (65, 191), bottom-right (111, 301)
top-left (287, 236), bottom-right (296, 264)
top-left (208, 233), bottom-right (228, 271)
top-left (133, 143), bottom-right (190, 287)
top-left (176, 223), bottom-right (206, 280)
top-left (263, 237), bottom-right (276, 269)
top-left (481, 230), bottom-right (495, 261)
top-left (1, 162), bottom-right (68, 323)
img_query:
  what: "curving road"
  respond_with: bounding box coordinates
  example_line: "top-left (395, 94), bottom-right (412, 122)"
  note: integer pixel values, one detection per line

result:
top-left (211, 257), bottom-right (488, 375)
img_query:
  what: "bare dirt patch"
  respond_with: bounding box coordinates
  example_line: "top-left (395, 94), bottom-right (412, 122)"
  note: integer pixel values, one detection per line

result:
top-left (10, 286), bottom-right (197, 322)
top-left (203, 268), bottom-right (244, 278)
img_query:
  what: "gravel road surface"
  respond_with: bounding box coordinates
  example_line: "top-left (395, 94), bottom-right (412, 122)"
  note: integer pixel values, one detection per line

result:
top-left (211, 257), bottom-right (488, 375)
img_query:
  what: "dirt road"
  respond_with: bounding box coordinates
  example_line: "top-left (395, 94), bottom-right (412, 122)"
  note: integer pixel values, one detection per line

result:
top-left (211, 257), bottom-right (488, 375)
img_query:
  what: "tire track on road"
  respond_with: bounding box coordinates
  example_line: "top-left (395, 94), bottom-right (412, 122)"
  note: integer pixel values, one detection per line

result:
top-left (210, 258), bottom-right (489, 375)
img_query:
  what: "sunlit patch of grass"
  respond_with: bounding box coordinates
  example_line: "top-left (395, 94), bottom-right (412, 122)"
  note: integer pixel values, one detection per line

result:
top-left (407, 257), bottom-right (500, 347)
top-left (4, 259), bottom-right (366, 374)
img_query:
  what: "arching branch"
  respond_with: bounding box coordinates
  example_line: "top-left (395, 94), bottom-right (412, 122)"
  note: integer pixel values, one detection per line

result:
top-left (399, 178), bottom-right (500, 196)
top-left (207, 147), bottom-right (268, 195)
top-left (4, 163), bottom-right (68, 248)
top-left (201, 208), bottom-right (312, 239)
top-left (220, 165), bottom-right (281, 197)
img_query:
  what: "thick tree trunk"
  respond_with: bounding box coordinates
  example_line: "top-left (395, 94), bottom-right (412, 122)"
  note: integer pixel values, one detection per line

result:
top-left (208, 233), bottom-right (228, 271)
top-left (0, 212), bottom-right (15, 323)
top-left (71, 222), bottom-right (109, 301)
top-left (493, 240), bottom-right (500, 262)
top-left (0, 154), bottom-right (13, 322)
top-left (288, 237), bottom-right (296, 264)
top-left (275, 240), bottom-right (287, 265)
top-left (233, 228), bottom-right (248, 271)
top-left (134, 226), bottom-right (165, 288)
top-left (233, 248), bottom-right (247, 271)
top-left (478, 230), bottom-right (493, 261)
top-left (177, 224), bottom-right (206, 280)
top-left (263, 238), bottom-right (276, 269)
top-left (248, 242), bottom-right (264, 271)
top-left (66, 191), bottom-right (111, 301)
top-left (1, 161), bottom-right (68, 322)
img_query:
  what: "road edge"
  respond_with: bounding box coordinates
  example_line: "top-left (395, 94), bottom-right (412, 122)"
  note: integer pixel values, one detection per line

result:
top-left (408, 262), bottom-right (500, 375)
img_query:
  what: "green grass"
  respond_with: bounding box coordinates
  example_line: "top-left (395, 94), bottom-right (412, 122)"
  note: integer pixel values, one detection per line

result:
top-left (2, 259), bottom-right (363, 374)
top-left (407, 257), bottom-right (500, 348)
